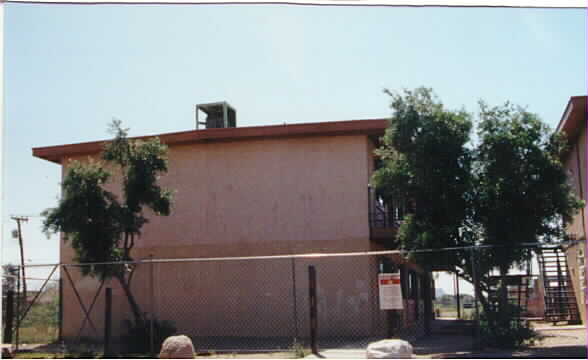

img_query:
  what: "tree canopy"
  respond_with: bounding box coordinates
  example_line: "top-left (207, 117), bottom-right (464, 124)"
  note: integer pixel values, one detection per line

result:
top-left (373, 88), bottom-right (584, 332)
top-left (372, 88), bottom-right (473, 266)
top-left (43, 120), bottom-right (173, 323)
top-left (2, 264), bottom-right (18, 293)
top-left (473, 101), bottom-right (583, 271)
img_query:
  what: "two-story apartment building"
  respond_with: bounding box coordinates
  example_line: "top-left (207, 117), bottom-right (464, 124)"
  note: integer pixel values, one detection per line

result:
top-left (33, 114), bottom-right (432, 346)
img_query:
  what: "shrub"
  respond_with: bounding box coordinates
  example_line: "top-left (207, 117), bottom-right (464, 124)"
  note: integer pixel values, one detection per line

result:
top-left (121, 318), bottom-right (177, 355)
top-left (478, 304), bottom-right (538, 348)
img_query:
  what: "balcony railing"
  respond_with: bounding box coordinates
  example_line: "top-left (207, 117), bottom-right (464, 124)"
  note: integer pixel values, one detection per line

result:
top-left (368, 187), bottom-right (406, 229)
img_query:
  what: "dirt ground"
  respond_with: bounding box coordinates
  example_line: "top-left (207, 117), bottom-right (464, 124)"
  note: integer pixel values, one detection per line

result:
top-left (412, 320), bottom-right (587, 359)
top-left (4, 321), bottom-right (587, 358)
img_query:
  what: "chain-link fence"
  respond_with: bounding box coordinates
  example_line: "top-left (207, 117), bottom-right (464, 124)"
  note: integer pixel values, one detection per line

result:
top-left (2, 267), bottom-right (61, 350)
top-left (4, 243), bottom-right (585, 357)
top-left (58, 253), bottom-right (421, 354)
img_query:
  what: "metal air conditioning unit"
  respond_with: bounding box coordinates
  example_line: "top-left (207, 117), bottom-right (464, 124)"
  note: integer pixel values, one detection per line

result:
top-left (195, 101), bottom-right (236, 129)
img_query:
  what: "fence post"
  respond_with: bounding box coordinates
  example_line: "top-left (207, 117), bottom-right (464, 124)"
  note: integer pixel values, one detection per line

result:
top-left (423, 273), bottom-right (432, 336)
top-left (104, 288), bottom-right (112, 357)
top-left (382, 259), bottom-right (400, 338)
top-left (470, 247), bottom-right (481, 350)
top-left (455, 271), bottom-right (461, 319)
top-left (150, 255), bottom-right (155, 357)
top-left (58, 277), bottom-right (63, 342)
top-left (3, 290), bottom-right (14, 344)
top-left (368, 186), bottom-right (373, 227)
top-left (15, 266), bottom-right (20, 353)
top-left (308, 265), bottom-right (318, 355)
top-left (386, 311), bottom-right (397, 338)
top-left (291, 257), bottom-right (298, 341)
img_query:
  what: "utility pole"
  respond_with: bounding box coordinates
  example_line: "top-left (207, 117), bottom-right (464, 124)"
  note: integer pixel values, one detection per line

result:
top-left (11, 216), bottom-right (29, 304)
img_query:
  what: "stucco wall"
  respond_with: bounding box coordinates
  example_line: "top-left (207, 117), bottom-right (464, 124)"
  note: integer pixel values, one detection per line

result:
top-left (59, 134), bottom-right (389, 341)
top-left (564, 126), bottom-right (587, 243)
top-left (62, 134), bottom-right (374, 260)
top-left (563, 124), bottom-right (587, 324)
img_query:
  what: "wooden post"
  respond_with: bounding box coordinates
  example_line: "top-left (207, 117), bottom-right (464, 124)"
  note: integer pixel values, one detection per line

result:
top-left (15, 267), bottom-right (20, 352)
top-left (386, 263), bottom-right (403, 338)
top-left (517, 276), bottom-right (522, 317)
top-left (423, 274), bottom-right (432, 336)
top-left (308, 266), bottom-right (318, 355)
top-left (149, 255), bottom-right (155, 357)
top-left (414, 274), bottom-right (419, 321)
top-left (3, 290), bottom-right (14, 344)
top-left (58, 278), bottom-right (63, 342)
top-left (11, 216), bottom-right (28, 307)
top-left (470, 248), bottom-right (481, 350)
top-left (386, 310), bottom-right (394, 338)
top-left (291, 258), bottom-right (298, 340)
top-left (104, 288), bottom-right (112, 357)
top-left (455, 271), bottom-right (461, 319)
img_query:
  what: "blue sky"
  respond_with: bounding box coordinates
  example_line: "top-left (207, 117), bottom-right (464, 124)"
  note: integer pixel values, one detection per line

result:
top-left (2, 4), bottom-right (586, 284)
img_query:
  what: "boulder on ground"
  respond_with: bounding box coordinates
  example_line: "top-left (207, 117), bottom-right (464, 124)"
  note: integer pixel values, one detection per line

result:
top-left (366, 339), bottom-right (414, 359)
top-left (159, 335), bottom-right (195, 359)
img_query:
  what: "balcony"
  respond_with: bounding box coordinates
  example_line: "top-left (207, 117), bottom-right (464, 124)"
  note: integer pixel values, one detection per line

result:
top-left (368, 187), bottom-right (405, 244)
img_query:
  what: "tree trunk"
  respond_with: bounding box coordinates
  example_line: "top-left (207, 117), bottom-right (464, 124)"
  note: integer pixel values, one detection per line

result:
top-left (116, 274), bottom-right (145, 326)
top-left (498, 263), bottom-right (510, 324)
top-left (474, 283), bottom-right (490, 314)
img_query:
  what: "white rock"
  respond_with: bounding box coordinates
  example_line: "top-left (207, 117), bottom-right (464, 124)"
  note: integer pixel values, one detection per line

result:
top-left (366, 339), bottom-right (414, 359)
top-left (159, 335), bottom-right (195, 359)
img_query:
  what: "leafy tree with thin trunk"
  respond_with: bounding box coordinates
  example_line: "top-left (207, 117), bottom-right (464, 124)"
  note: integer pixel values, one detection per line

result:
top-left (372, 87), bottom-right (473, 268)
top-left (472, 101), bottom-right (583, 330)
top-left (43, 120), bottom-right (173, 326)
top-left (373, 88), bottom-right (583, 347)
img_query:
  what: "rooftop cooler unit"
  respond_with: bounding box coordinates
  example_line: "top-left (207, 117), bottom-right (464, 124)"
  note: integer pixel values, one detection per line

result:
top-left (196, 101), bottom-right (237, 129)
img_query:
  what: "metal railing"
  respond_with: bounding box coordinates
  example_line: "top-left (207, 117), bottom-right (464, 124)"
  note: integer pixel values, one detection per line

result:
top-left (368, 187), bottom-right (406, 229)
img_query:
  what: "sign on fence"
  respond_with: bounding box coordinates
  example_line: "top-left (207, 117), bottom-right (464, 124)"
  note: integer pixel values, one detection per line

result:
top-left (378, 273), bottom-right (403, 310)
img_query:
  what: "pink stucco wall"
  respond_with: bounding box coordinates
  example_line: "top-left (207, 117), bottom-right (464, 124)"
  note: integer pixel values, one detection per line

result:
top-left (563, 124), bottom-right (587, 324)
top-left (59, 134), bottom-right (390, 341)
top-left (564, 125), bottom-right (587, 243)
top-left (141, 135), bottom-right (372, 255)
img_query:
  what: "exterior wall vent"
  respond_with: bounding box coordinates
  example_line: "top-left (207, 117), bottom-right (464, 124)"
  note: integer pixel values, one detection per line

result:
top-left (195, 101), bottom-right (237, 129)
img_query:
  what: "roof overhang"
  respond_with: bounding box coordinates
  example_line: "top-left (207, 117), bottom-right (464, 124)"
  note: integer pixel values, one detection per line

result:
top-left (33, 118), bottom-right (389, 164)
top-left (556, 95), bottom-right (586, 141)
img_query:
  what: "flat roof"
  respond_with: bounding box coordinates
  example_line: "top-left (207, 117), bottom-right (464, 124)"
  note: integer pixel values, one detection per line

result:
top-left (33, 118), bottom-right (389, 164)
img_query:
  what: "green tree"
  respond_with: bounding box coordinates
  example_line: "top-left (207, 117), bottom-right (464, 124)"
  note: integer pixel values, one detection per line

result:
top-left (373, 88), bottom-right (583, 346)
top-left (43, 120), bottom-right (173, 325)
top-left (372, 87), bottom-right (473, 267)
top-left (2, 264), bottom-right (19, 293)
top-left (473, 101), bottom-right (583, 323)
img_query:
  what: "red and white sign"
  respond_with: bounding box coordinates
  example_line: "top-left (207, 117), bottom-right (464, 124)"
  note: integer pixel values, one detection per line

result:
top-left (379, 273), bottom-right (403, 310)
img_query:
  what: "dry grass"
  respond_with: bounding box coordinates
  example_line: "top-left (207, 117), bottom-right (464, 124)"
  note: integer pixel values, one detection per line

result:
top-left (16, 326), bottom-right (58, 345)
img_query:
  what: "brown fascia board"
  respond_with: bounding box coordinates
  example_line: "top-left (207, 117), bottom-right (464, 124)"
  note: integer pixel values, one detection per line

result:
top-left (33, 118), bottom-right (389, 164)
top-left (556, 95), bottom-right (587, 140)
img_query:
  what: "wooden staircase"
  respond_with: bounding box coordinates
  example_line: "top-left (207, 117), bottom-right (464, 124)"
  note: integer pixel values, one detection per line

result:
top-left (537, 246), bottom-right (581, 324)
